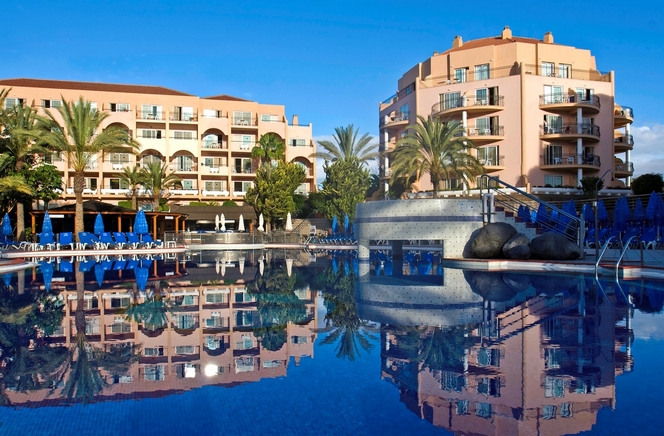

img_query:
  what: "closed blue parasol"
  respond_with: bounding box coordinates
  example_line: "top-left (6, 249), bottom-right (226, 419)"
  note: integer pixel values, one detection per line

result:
top-left (597, 200), bottom-right (609, 224)
top-left (582, 203), bottom-right (594, 224)
top-left (536, 203), bottom-right (548, 226)
top-left (42, 211), bottom-right (52, 234)
top-left (95, 262), bottom-right (106, 287)
top-left (331, 216), bottom-right (338, 235)
top-left (2, 274), bottom-right (11, 289)
top-left (40, 261), bottom-right (54, 292)
top-left (614, 197), bottom-right (630, 231)
top-left (94, 213), bottom-right (105, 236)
top-left (134, 210), bottom-right (149, 235)
top-left (646, 192), bottom-right (664, 227)
top-left (633, 198), bottom-right (645, 224)
top-left (1, 213), bottom-right (12, 237)
top-left (343, 215), bottom-right (350, 234)
top-left (135, 267), bottom-right (149, 292)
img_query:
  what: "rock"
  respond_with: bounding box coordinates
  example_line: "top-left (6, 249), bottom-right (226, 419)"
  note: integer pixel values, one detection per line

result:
top-left (462, 228), bottom-right (482, 258)
top-left (502, 233), bottom-right (531, 259)
top-left (469, 223), bottom-right (518, 259)
top-left (464, 270), bottom-right (518, 302)
top-left (530, 232), bottom-right (583, 260)
top-left (502, 273), bottom-right (532, 293)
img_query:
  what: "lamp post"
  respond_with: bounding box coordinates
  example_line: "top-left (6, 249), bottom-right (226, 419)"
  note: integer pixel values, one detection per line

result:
top-left (594, 169), bottom-right (614, 259)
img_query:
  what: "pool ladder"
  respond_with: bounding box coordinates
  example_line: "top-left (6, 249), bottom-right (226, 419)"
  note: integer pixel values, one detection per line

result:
top-left (594, 235), bottom-right (637, 307)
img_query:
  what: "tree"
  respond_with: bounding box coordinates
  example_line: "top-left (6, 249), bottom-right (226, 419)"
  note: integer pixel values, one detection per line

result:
top-left (141, 162), bottom-right (181, 211)
top-left (310, 124), bottom-right (378, 165)
top-left (0, 103), bottom-right (48, 238)
top-left (580, 176), bottom-right (603, 198)
top-left (118, 165), bottom-right (145, 210)
top-left (251, 133), bottom-right (285, 165)
top-left (23, 163), bottom-right (62, 211)
top-left (389, 116), bottom-right (484, 198)
top-left (319, 158), bottom-right (370, 221)
top-left (632, 173), bottom-right (664, 196)
top-left (245, 162), bottom-right (306, 230)
top-left (39, 97), bottom-right (140, 240)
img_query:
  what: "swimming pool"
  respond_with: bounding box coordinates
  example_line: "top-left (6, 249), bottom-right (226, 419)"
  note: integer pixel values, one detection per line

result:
top-left (0, 254), bottom-right (662, 435)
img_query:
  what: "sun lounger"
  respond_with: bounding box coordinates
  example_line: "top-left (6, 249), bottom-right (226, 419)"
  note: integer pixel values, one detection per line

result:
top-left (36, 232), bottom-right (56, 251)
top-left (141, 234), bottom-right (163, 248)
top-left (113, 232), bottom-right (129, 249)
top-left (57, 232), bottom-right (74, 250)
top-left (78, 232), bottom-right (102, 250)
top-left (126, 232), bottom-right (141, 249)
top-left (99, 232), bottom-right (117, 249)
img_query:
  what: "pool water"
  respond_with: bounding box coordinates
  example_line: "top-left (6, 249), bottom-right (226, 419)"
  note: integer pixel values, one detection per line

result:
top-left (0, 255), bottom-right (662, 436)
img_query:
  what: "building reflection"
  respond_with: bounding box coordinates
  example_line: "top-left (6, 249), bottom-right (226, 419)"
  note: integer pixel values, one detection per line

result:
top-left (5, 258), bottom-right (317, 406)
top-left (368, 270), bottom-right (634, 436)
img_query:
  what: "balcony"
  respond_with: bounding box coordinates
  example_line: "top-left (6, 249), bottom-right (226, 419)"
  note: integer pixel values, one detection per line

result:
top-left (232, 166), bottom-right (254, 175)
top-left (431, 96), bottom-right (504, 118)
top-left (614, 105), bottom-right (634, 127)
top-left (540, 124), bottom-right (600, 143)
top-left (232, 118), bottom-right (258, 128)
top-left (171, 188), bottom-right (199, 196)
top-left (540, 154), bottom-right (601, 172)
top-left (479, 155), bottom-right (506, 173)
top-left (202, 141), bottom-right (228, 150)
top-left (202, 165), bottom-right (229, 176)
top-left (136, 111), bottom-right (166, 121)
top-left (466, 126), bottom-right (504, 143)
top-left (614, 134), bottom-right (634, 152)
top-left (380, 111), bottom-right (409, 131)
top-left (614, 162), bottom-right (634, 177)
top-left (202, 190), bottom-right (230, 197)
top-left (100, 188), bottom-right (131, 195)
top-left (65, 188), bottom-right (98, 195)
top-left (230, 141), bottom-right (255, 152)
top-left (539, 94), bottom-right (600, 115)
top-left (169, 113), bottom-right (198, 123)
top-left (169, 165), bottom-right (196, 173)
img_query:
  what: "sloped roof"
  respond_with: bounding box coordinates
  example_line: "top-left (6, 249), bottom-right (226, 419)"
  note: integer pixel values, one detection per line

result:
top-left (203, 94), bottom-right (252, 102)
top-left (50, 200), bottom-right (136, 213)
top-left (0, 78), bottom-right (194, 97)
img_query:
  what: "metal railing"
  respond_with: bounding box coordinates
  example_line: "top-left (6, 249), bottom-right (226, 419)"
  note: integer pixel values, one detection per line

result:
top-left (616, 107), bottom-right (634, 118)
top-left (539, 94), bottom-right (601, 108)
top-left (614, 135), bottom-right (634, 146)
top-left (478, 155), bottom-right (505, 167)
top-left (540, 124), bottom-right (601, 137)
top-left (169, 113), bottom-right (198, 122)
top-left (203, 142), bottom-right (228, 149)
top-left (432, 95), bottom-right (504, 115)
top-left (467, 126), bottom-right (504, 137)
top-left (540, 154), bottom-right (601, 167)
top-left (479, 175), bottom-right (584, 250)
top-left (380, 111), bottom-right (409, 126)
top-left (614, 162), bottom-right (634, 172)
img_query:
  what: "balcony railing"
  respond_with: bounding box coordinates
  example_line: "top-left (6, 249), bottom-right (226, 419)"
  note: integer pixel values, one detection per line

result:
top-left (539, 94), bottom-right (600, 108)
top-left (380, 111), bottom-right (409, 126)
top-left (614, 135), bottom-right (634, 146)
top-left (231, 141), bottom-right (254, 150)
top-left (431, 96), bottom-right (504, 114)
top-left (169, 113), bottom-right (198, 122)
top-left (615, 107), bottom-right (634, 118)
top-left (137, 112), bottom-right (165, 121)
top-left (232, 166), bottom-right (253, 174)
top-left (540, 154), bottom-right (601, 167)
top-left (202, 189), bottom-right (230, 197)
top-left (478, 155), bottom-right (505, 167)
top-left (232, 118), bottom-right (257, 127)
top-left (203, 142), bottom-right (228, 149)
top-left (540, 124), bottom-right (600, 137)
top-left (467, 126), bottom-right (504, 137)
top-left (615, 162), bottom-right (634, 172)
top-left (171, 188), bottom-right (199, 195)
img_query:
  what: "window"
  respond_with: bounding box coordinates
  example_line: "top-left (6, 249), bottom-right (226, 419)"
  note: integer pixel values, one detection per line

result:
top-left (544, 376), bottom-right (566, 398)
top-left (203, 109), bottom-right (222, 118)
top-left (477, 377), bottom-right (501, 397)
top-left (110, 103), bottom-right (130, 112)
top-left (559, 64), bottom-right (571, 78)
top-left (477, 347), bottom-right (501, 366)
top-left (576, 88), bottom-right (594, 103)
top-left (181, 180), bottom-right (194, 190)
top-left (144, 365), bottom-right (166, 381)
top-left (475, 88), bottom-right (488, 105)
top-left (232, 134), bottom-right (253, 150)
top-left (454, 68), bottom-right (468, 83)
top-left (543, 114), bottom-right (562, 133)
top-left (206, 314), bottom-right (225, 328)
top-left (109, 153), bottom-right (130, 164)
top-left (173, 131), bottom-right (194, 140)
top-left (397, 104), bottom-right (409, 121)
top-left (290, 335), bottom-right (308, 344)
top-left (476, 402), bottom-right (492, 418)
top-left (234, 310), bottom-right (254, 326)
top-left (141, 129), bottom-right (162, 139)
top-left (41, 99), bottom-right (62, 108)
top-left (545, 348), bottom-right (564, 369)
top-left (545, 144), bottom-right (563, 166)
top-left (175, 314), bottom-right (196, 329)
top-left (544, 174), bottom-right (563, 187)
top-left (261, 114), bottom-right (279, 122)
top-left (456, 400), bottom-right (469, 415)
top-left (290, 138), bottom-right (306, 146)
top-left (203, 134), bottom-right (220, 148)
top-left (86, 178), bottom-right (98, 190)
top-left (542, 62), bottom-right (555, 76)
top-left (4, 98), bottom-right (24, 109)
top-left (175, 345), bottom-right (195, 355)
top-left (172, 106), bottom-right (194, 121)
top-left (233, 111), bottom-right (252, 125)
top-left (233, 181), bottom-right (252, 194)
top-left (144, 347), bottom-right (164, 356)
top-left (142, 154), bottom-right (162, 166)
top-left (141, 105), bottom-right (162, 120)
top-left (234, 357), bottom-right (255, 373)
top-left (204, 181), bottom-right (227, 191)
top-left (440, 92), bottom-right (461, 110)
top-left (109, 178), bottom-right (129, 190)
top-left (206, 293), bottom-right (225, 303)
top-left (543, 85), bottom-right (563, 104)
top-left (474, 64), bottom-right (489, 80)
top-left (543, 405), bottom-right (557, 420)
top-left (110, 323), bottom-right (131, 333)
top-left (440, 371), bottom-right (465, 392)
top-left (85, 318), bottom-right (99, 334)
top-left (263, 360), bottom-right (282, 368)
top-left (236, 335), bottom-right (253, 350)
top-left (234, 158), bottom-right (252, 174)
top-left (295, 183), bottom-right (308, 195)
top-left (173, 155), bottom-right (194, 171)
top-left (561, 403), bottom-right (573, 418)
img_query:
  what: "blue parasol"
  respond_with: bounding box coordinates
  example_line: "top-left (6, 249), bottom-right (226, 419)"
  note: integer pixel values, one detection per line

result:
top-left (95, 262), bottom-right (106, 287)
top-left (633, 198), bottom-right (645, 224)
top-left (39, 261), bottom-right (54, 292)
top-left (344, 258), bottom-right (350, 276)
top-left (597, 200), bottom-right (609, 224)
top-left (2, 274), bottom-right (11, 289)
top-left (330, 216), bottom-right (338, 235)
top-left (536, 203), bottom-right (548, 226)
top-left (42, 211), bottom-right (53, 234)
top-left (332, 258), bottom-right (338, 275)
top-left (135, 267), bottom-right (149, 292)
top-left (1, 213), bottom-right (12, 237)
top-left (94, 213), bottom-right (105, 236)
top-left (582, 203), bottom-right (594, 224)
top-left (646, 192), bottom-right (663, 227)
top-left (343, 215), bottom-right (350, 234)
top-left (384, 260), bottom-right (393, 276)
top-left (134, 210), bottom-right (149, 235)
top-left (614, 197), bottom-right (630, 231)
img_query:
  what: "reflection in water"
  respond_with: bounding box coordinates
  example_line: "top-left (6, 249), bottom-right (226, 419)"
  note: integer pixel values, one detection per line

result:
top-left (0, 253), bottom-right (658, 435)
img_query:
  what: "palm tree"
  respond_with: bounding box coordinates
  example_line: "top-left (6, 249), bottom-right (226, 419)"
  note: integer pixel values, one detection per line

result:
top-left (141, 162), bottom-right (181, 211)
top-left (0, 103), bottom-right (48, 238)
top-left (310, 124), bottom-right (378, 165)
top-left (118, 165), bottom-right (145, 210)
top-left (388, 116), bottom-right (484, 198)
top-left (39, 97), bottom-right (140, 239)
top-left (251, 133), bottom-right (285, 165)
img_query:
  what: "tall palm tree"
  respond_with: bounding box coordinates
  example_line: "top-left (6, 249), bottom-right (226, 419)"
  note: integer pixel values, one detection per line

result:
top-left (39, 97), bottom-right (140, 239)
top-left (141, 162), bottom-right (181, 211)
top-left (388, 116), bottom-right (484, 198)
top-left (310, 124), bottom-right (378, 165)
top-left (0, 104), bottom-right (48, 238)
top-left (118, 165), bottom-right (145, 210)
top-left (251, 133), bottom-right (285, 165)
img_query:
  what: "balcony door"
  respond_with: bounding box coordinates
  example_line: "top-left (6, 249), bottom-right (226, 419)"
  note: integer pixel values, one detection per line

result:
top-left (546, 145), bottom-right (563, 165)
top-left (478, 146), bottom-right (499, 166)
top-left (543, 85), bottom-right (563, 104)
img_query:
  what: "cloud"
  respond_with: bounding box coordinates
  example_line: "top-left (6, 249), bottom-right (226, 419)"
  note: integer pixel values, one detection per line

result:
top-left (312, 134), bottom-right (381, 187)
top-left (631, 123), bottom-right (664, 177)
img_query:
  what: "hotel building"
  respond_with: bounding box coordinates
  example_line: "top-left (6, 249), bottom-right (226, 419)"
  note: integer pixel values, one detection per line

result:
top-left (0, 78), bottom-right (316, 208)
top-left (379, 27), bottom-right (634, 194)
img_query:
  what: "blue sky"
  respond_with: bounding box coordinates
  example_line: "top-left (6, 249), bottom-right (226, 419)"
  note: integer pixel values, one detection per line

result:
top-left (4, 0), bottom-right (664, 176)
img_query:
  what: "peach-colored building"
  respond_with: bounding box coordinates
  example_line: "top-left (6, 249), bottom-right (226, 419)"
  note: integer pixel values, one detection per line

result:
top-left (0, 78), bottom-right (316, 208)
top-left (379, 27), bottom-right (634, 194)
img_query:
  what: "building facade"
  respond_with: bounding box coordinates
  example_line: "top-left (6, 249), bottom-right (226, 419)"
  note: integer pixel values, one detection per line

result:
top-left (379, 27), bottom-right (634, 194)
top-left (0, 78), bottom-right (316, 208)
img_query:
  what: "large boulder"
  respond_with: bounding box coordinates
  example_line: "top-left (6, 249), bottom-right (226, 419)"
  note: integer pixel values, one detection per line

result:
top-left (464, 271), bottom-right (518, 302)
top-left (502, 233), bottom-right (531, 259)
top-left (468, 223), bottom-right (517, 259)
top-left (530, 232), bottom-right (583, 260)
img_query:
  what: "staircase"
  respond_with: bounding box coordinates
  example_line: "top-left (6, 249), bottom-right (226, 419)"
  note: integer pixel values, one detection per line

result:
top-left (492, 206), bottom-right (539, 239)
